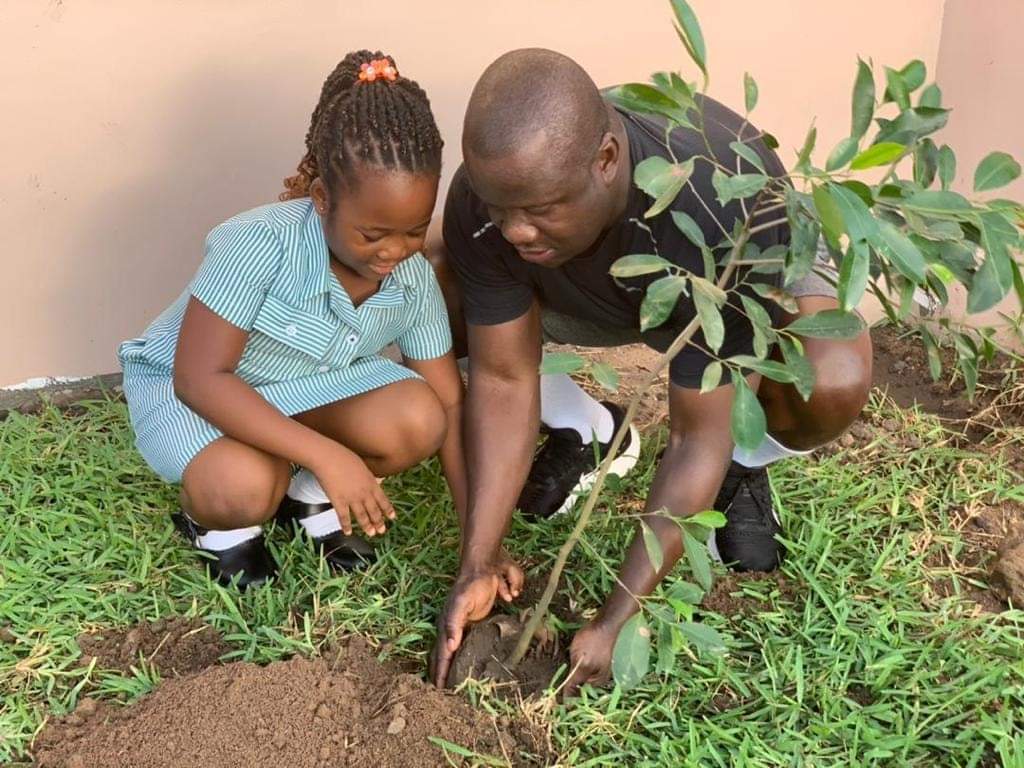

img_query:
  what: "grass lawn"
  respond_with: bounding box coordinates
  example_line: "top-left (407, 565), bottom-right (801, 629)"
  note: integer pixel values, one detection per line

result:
top-left (2, 394), bottom-right (1024, 766)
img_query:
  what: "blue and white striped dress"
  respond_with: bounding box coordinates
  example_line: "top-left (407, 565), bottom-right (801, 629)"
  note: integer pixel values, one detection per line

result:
top-left (118, 198), bottom-right (452, 483)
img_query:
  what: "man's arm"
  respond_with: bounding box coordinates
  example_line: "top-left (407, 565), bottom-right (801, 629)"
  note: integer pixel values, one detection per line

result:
top-left (429, 302), bottom-right (542, 686)
top-left (563, 374), bottom-right (759, 695)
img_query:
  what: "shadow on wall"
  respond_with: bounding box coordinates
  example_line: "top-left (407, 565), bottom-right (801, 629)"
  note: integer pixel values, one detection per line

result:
top-left (63, 58), bottom-right (314, 371)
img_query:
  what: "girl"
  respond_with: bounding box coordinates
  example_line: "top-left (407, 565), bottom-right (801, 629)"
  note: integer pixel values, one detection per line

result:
top-left (118, 51), bottom-right (467, 589)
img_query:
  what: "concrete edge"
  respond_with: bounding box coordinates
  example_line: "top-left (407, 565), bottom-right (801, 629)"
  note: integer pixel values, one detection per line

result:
top-left (0, 373), bottom-right (124, 418)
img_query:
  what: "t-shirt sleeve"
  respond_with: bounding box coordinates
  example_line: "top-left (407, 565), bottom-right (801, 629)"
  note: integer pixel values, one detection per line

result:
top-left (190, 220), bottom-right (283, 331)
top-left (396, 256), bottom-right (453, 360)
top-left (442, 169), bottom-right (534, 326)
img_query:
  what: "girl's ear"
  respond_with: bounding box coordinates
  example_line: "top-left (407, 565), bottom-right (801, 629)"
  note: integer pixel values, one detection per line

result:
top-left (309, 177), bottom-right (330, 215)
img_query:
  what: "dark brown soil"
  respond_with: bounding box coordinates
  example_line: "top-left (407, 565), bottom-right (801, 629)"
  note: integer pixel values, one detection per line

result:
top-left (77, 618), bottom-right (228, 677)
top-left (35, 635), bottom-right (547, 768)
top-left (447, 615), bottom-right (567, 698)
top-left (701, 572), bottom-right (799, 617)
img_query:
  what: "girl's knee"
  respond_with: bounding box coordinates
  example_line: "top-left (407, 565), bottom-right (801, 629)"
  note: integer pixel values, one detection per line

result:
top-left (183, 442), bottom-right (290, 529)
top-left (377, 382), bottom-right (447, 473)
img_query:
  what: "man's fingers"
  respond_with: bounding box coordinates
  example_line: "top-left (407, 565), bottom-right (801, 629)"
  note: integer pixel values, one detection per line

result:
top-left (506, 564), bottom-right (525, 596)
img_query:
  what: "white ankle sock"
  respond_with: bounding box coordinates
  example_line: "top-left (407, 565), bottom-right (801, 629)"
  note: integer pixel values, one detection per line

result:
top-left (540, 372), bottom-right (614, 443)
top-left (732, 433), bottom-right (811, 468)
top-left (285, 469), bottom-right (383, 538)
top-left (183, 512), bottom-right (261, 552)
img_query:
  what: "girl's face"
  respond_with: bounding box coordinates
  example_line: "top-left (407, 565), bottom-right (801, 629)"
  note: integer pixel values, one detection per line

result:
top-left (311, 165), bottom-right (438, 282)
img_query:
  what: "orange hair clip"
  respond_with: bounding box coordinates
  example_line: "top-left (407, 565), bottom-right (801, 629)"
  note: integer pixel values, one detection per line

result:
top-left (358, 58), bottom-right (398, 83)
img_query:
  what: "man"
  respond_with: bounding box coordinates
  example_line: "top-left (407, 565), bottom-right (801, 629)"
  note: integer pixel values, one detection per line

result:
top-left (429, 49), bottom-right (871, 694)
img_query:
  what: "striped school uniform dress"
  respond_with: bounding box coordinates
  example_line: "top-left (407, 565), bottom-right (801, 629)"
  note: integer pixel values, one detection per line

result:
top-left (118, 198), bottom-right (452, 483)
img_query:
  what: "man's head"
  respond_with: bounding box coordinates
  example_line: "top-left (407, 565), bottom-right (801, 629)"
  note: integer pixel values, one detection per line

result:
top-left (463, 49), bottom-right (629, 267)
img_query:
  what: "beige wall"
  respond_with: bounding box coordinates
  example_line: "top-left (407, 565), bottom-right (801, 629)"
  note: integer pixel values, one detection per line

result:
top-left (0, 0), bottom-right (961, 385)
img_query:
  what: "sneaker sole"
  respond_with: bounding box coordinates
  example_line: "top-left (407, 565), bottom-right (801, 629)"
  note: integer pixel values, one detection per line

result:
top-left (548, 423), bottom-right (642, 517)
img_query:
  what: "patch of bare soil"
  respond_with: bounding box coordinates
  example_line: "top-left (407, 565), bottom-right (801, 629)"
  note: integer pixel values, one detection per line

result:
top-left (701, 572), bottom-right (799, 617)
top-left (76, 618), bottom-right (228, 677)
top-left (35, 635), bottom-right (548, 768)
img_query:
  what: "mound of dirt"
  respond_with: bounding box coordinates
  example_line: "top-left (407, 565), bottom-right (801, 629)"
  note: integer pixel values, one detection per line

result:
top-left (992, 536), bottom-right (1024, 607)
top-left (36, 636), bottom-right (547, 768)
top-left (447, 615), bottom-right (566, 697)
top-left (77, 617), bottom-right (228, 677)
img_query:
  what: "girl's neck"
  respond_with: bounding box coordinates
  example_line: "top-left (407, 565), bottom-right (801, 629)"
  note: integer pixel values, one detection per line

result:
top-left (329, 255), bottom-right (379, 307)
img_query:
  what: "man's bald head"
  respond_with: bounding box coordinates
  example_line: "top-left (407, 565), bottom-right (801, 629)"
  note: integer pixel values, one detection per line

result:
top-left (463, 48), bottom-right (610, 170)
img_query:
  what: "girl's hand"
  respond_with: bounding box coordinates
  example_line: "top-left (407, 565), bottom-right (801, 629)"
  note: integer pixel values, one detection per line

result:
top-left (312, 444), bottom-right (395, 537)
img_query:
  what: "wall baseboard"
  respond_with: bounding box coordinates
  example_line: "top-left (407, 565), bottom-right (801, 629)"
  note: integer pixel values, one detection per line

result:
top-left (0, 373), bottom-right (123, 418)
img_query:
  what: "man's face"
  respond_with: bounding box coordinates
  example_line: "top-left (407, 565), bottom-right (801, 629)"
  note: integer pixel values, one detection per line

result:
top-left (464, 132), bottom-right (617, 268)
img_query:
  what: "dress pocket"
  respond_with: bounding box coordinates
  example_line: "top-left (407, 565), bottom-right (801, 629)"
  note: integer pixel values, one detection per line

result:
top-left (252, 293), bottom-right (336, 360)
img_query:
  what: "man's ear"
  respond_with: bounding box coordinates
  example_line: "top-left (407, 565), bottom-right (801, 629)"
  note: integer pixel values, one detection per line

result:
top-left (310, 177), bottom-right (330, 214)
top-left (594, 132), bottom-right (620, 186)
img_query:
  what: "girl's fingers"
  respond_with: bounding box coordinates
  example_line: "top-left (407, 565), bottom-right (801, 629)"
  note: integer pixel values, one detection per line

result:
top-left (333, 503), bottom-right (354, 536)
top-left (375, 487), bottom-right (396, 521)
top-left (348, 501), bottom-right (375, 537)
top-left (363, 494), bottom-right (387, 536)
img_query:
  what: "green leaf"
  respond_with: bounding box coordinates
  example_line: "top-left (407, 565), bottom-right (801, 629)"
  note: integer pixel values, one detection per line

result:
top-left (539, 352), bottom-right (586, 375)
top-left (751, 282), bottom-right (798, 314)
top-left (691, 275), bottom-right (727, 305)
top-left (904, 189), bottom-right (973, 213)
top-left (610, 253), bottom-right (674, 277)
top-left (778, 336), bottom-right (815, 401)
top-left (677, 621), bottom-right (727, 653)
top-left (968, 241), bottom-right (1010, 314)
top-left (913, 138), bottom-right (939, 188)
top-left (612, 613), bottom-right (652, 690)
top-left (640, 521), bottom-right (664, 572)
top-left (730, 140), bottom-right (767, 173)
top-left (645, 159), bottom-right (695, 217)
top-left (874, 106), bottom-right (949, 145)
top-left (651, 71), bottom-right (695, 110)
top-left (877, 220), bottom-right (926, 284)
top-left (918, 83), bottom-right (942, 108)
top-left (634, 156), bottom-right (674, 195)
top-left (850, 142), bottom-right (906, 170)
top-left (786, 309), bottom-right (866, 339)
top-left (605, 83), bottom-right (691, 124)
top-left (669, 581), bottom-right (705, 606)
top-left (826, 136), bottom-right (859, 172)
top-left (829, 183), bottom-right (879, 243)
top-left (656, 619), bottom-right (676, 676)
top-left (640, 275), bottom-right (689, 331)
top-left (743, 71), bottom-right (758, 113)
top-left (729, 355), bottom-right (800, 384)
top-left (921, 328), bottom-right (943, 381)
top-left (711, 170), bottom-right (769, 205)
top-left (973, 151), bottom-right (1022, 193)
top-left (837, 240), bottom-right (870, 312)
top-left (813, 184), bottom-right (843, 248)
top-left (671, 211), bottom-right (706, 248)
top-left (851, 58), bottom-right (876, 140)
top-left (693, 287), bottom-right (725, 353)
top-left (730, 375), bottom-right (766, 452)
top-left (937, 145), bottom-right (954, 191)
top-left (761, 132), bottom-right (780, 150)
top-left (700, 361), bottom-right (723, 393)
top-left (689, 510), bottom-right (727, 529)
top-left (898, 59), bottom-right (927, 92)
top-left (590, 361), bottom-right (620, 392)
top-left (670, 0), bottom-right (708, 76)
top-left (883, 66), bottom-right (910, 110)
top-left (795, 124), bottom-right (817, 174)
top-left (682, 528), bottom-right (712, 592)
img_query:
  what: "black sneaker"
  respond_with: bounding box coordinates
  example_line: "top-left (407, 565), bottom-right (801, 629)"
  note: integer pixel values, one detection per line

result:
top-left (711, 462), bottom-right (783, 572)
top-left (276, 498), bottom-right (377, 572)
top-left (517, 401), bottom-right (641, 519)
top-left (170, 512), bottom-right (277, 589)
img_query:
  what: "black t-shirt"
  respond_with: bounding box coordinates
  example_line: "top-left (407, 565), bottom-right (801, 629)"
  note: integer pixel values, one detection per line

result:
top-left (443, 97), bottom-right (788, 388)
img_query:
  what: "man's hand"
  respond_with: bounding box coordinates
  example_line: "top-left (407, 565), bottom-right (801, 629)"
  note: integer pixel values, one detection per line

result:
top-left (429, 560), bottom-right (524, 688)
top-left (563, 620), bottom-right (619, 698)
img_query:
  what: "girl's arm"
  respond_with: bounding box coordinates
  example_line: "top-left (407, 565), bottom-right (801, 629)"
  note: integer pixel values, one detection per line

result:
top-left (404, 352), bottom-right (467, 525)
top-left (174, 297), bottom-right (392, 536)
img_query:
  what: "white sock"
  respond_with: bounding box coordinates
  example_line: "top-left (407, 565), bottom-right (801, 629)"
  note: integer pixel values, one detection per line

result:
top-left (732, 432), bottom-right (812, 468)
top-left (183, 512), bottom-right (261, 551)
top-left (540, 372), bottom-right (614, 443)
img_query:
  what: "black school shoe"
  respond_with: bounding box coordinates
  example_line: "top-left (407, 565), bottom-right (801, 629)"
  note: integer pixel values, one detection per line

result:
top-left (276, 498), bottom-right (377, 572)
top-left (711, 461), bottom-right (784, 572)
top-left (517, 401), bottom-right (641, 520)
top-left (170, 512), bottom-right (277, 590)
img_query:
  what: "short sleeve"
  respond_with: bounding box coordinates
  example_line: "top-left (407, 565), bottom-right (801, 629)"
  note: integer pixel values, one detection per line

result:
top-left (396, 256), bottom-right (454, 360)
top-left (442, 168), bottom-right (534, 326)
top-left (190, 220), bottom-right (283, 331)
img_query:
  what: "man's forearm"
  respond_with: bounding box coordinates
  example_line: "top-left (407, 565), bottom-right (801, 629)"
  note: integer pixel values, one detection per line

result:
top-left (598, 435), bottom-right (731, 628)
top-left (460, 370), bottom-right (540, 570)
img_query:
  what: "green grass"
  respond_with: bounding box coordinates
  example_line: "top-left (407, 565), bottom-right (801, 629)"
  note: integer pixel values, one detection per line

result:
top-left (2, 395), bottom-right (1023, 766)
